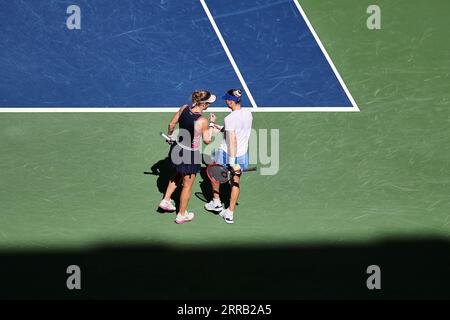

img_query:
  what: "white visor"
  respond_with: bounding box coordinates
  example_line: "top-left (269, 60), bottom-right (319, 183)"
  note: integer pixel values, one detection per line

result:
top-left (201, 94), bottom-right (216, 104)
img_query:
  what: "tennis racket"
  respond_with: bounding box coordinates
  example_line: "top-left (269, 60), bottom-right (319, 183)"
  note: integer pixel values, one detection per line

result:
top-left (206, 163), bottom-right (257, 185)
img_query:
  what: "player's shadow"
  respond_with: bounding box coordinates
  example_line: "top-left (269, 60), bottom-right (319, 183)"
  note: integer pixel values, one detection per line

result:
top-left (145, 157), bottom-right (180, 213)
top-left (146, 154), bottom-right (238, 212)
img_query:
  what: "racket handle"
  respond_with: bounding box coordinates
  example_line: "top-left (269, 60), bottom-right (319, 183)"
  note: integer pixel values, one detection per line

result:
top-left (160, 132), bottom-right (171, 141)
top-left (228, 165), bottom-right (257, 173)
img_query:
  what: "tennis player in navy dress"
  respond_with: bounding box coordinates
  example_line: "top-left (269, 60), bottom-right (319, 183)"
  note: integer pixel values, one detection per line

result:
top-left (158, 90), bottom-right (217, 224)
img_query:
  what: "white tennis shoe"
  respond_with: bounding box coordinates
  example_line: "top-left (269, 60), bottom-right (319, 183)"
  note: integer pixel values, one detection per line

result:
top-left (175, 211), bottom-right (195, 224)
top-left (204, 200), bottom-right (223, 213)
top-left (159, 199), bottom-right (176, 212)
top-left (219, 209), bottom-right (234, 224)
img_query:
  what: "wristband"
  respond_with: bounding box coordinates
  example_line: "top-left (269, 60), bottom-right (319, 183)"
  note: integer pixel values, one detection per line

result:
top-left (229, 157), bottom-right (236, 165)
top-left (209, 122), bottom-right (215, 128)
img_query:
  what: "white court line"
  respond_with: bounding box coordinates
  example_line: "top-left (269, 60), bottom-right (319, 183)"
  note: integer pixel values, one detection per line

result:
top-left (0, 107), bottom-right (358, 113)
top-left (199, 0), bottom-right (258, 110)
top-left (0, 108), bottom-right (229, 113)
top-left (291, 0), bottom-right (359, 112)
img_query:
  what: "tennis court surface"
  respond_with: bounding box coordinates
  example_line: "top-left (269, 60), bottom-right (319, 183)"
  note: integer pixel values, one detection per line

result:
top-left (0, 0), bottom-right (449, 299)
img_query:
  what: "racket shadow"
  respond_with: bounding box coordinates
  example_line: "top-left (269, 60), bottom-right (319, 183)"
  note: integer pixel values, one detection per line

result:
top-left (194, 192), bottom-right (208, 203)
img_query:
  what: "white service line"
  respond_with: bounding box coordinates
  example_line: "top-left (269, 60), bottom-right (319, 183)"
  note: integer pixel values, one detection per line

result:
top-left (199, 0), bottom-right (258, 109)
top-left (291, 0), bottom-right (359, 112)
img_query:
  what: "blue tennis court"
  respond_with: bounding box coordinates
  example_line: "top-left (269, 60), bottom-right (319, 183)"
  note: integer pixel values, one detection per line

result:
top-left (0, 0), bottom-right (357, 111)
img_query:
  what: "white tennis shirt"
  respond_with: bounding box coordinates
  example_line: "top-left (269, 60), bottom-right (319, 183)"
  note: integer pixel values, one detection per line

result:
top-left (220, 108), bottom-right (253, 157)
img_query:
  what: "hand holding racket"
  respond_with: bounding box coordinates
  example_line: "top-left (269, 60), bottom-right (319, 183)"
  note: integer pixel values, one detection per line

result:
top-left (206, 163), bottom-right (257, 185)
top-left (229, 163), bottom-right (242, 175)
top-left (160, 132), bottom-right (176, 145)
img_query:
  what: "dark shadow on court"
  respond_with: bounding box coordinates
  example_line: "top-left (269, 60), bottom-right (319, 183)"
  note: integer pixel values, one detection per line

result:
top-left (1, 238), bottom-right (449, 299)
top-left (147, 155), bottom-right (238, 212)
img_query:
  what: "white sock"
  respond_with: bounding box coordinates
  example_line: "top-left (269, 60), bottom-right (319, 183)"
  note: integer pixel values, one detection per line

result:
top-left (213, 198), bottom-right (221, 206)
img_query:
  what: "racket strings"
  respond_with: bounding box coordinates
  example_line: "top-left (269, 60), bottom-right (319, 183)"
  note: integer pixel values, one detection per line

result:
top-left (207, 165), bottom-right (230, 184)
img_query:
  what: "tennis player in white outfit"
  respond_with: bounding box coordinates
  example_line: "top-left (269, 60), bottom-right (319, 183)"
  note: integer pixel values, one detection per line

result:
top-left (205, 89), bottom-right (253, 224)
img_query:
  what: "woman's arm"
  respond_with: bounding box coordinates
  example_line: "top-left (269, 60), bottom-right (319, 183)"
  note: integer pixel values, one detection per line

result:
top-left (226, 130), bottom-right (241, 173)
top-left (168, 105), bottom-right (188, 135)
top-left (196, 117), bottom-right (214, 145)
top-left (226, 130), bottom-right (237, 160)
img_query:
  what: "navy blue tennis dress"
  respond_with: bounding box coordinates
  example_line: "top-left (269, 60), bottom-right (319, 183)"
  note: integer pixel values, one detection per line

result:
top-left (172, 107), bottom-right (202, 174)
